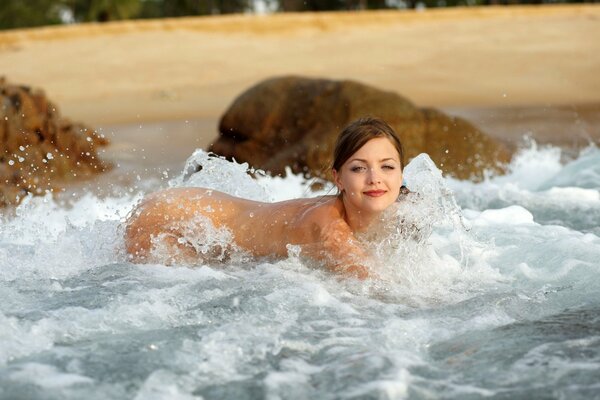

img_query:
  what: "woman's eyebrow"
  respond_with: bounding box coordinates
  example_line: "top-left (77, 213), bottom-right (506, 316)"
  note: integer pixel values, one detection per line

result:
top-left (349, 158), bottom-right (398, 163)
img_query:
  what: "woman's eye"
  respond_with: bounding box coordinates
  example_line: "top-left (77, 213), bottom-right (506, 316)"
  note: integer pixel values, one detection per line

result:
top-left (382, 165), bottom-right (395, 170)
top-left (350, 166), bottom-right (366, 172)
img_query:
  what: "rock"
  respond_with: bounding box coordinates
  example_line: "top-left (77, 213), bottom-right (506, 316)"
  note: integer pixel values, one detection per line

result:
top-left (420, 107), bottom-right (512, 178)
top-left (0, 78), bottom-right (110, 206)
top-left (209, 76), bottom-right (513, 180)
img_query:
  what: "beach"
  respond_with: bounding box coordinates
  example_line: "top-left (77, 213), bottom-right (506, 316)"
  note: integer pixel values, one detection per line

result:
top-left (0, 5), bottom-right (598, 126)
top-left (0, 4), bottom-right (599, 172)
top-left (2, 6), bottom-right (600, 398)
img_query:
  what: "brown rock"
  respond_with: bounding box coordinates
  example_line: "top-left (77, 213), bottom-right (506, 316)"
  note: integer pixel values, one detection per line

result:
top-left (0, 77), bottom-right (110, 206)
top-left (209, 76), bottom-right (513, 181)
top-left (421, 108), bottom-right (513, 178)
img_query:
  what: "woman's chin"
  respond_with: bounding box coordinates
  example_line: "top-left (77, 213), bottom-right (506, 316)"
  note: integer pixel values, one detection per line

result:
top-left (361, 201), bottom-right (394, 215)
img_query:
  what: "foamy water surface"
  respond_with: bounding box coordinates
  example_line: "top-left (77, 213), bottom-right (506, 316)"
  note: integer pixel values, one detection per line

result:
top-left (1, 143), bottom-right (599, 399)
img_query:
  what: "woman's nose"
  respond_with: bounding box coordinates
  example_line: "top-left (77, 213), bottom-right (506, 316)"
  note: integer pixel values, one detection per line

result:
top-left (368, 168), bottom-right (381, 184)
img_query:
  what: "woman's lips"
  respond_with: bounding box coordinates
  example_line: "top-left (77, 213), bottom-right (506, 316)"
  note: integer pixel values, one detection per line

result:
top-left (363, 190), bottom-right (386, 197)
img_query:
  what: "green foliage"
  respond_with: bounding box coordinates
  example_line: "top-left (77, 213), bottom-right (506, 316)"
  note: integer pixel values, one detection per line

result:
top-left (280, 0), bottom-right (390, 10)
top-left (0, 0), bottom-right (596, 30)
top-left (280, 0), bottom-right (345, 11)
top-left (138, 0), bottom-right (251, 17)
top-left (0, 0), bottom-right (254, 30)
top-left (0, 0), bottom-right (64, 30)
top-left (70, 0), bottom-right (142, 22)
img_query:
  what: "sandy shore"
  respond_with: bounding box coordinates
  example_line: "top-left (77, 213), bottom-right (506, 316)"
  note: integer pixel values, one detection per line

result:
top-left (0, 4), bottom-right (599, 128)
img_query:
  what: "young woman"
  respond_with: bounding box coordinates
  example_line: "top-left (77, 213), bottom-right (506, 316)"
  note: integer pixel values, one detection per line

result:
top-left (125, 117), bottom-right (405, 279)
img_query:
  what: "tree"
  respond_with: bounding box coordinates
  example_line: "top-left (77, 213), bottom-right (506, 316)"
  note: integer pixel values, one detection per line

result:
top-left (0, 0), bottom-right (64, 30)
top-left (68, 0), bottom-right (141, 22)
top-left (279, 0), bottom-right (390, 11)
top-left (138, 0), bottom-right (251, 18)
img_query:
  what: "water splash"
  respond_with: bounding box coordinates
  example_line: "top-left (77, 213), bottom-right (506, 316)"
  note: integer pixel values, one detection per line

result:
top-left (1, 143), bottom-right (600, 399)
top-left (169, 150), bottom-right (269, 201)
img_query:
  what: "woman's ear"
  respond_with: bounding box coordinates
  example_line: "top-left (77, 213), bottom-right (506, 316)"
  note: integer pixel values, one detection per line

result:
top-left (332, 169), bottom-right (343, 192)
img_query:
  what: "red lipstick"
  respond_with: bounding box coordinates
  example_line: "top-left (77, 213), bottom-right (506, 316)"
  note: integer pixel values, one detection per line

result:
top-left (364, 190), bottom-right (386, 197)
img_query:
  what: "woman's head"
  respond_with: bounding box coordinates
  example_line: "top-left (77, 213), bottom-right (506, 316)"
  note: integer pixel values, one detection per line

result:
top-left (331, 117), bottom-right (405, 219)
top-left (332, 117), bottom-right (404, 173)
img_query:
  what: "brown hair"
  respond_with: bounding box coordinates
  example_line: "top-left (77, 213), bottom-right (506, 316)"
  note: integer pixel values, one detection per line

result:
top-left (332, 117), bottom-right (404, 172)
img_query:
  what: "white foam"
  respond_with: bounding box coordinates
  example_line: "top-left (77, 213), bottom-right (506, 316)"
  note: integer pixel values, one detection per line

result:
top-left (543, 187), bottom-right (600, 203)
top-left (489, 140), bottom-right (563, 190)
top-left (2, 142), bottom-right (600, 398)
top-left (471, 205), bottom-right (535, 226)
top-left (134, 370), bottom-right (199, 400)
top-left (170, 150), bottom-right (269, 201)
top-left (8, 362), bottom-right (94, 388)
top-left (265, 281), bottom-right (359, 315)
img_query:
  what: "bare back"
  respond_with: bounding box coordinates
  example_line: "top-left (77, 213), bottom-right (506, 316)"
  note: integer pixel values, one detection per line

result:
top-left (125, 187), bottom-right (366, 274)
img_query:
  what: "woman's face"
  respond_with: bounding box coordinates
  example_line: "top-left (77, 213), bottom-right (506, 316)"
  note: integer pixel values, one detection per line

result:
top-left (333, 137), bottom-right (403, 217)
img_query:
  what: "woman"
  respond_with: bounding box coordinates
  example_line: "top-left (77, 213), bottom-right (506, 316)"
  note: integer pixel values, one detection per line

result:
top-left (125, 117), bottom-right (405, 279)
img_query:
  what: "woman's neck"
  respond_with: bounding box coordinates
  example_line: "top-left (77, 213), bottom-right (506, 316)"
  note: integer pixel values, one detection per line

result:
top-left (339, 197), bottom-right (380, 233)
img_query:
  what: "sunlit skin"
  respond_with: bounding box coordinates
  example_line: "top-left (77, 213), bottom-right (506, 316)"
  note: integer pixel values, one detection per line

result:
top-left (332, 137), bottom-right (403, 232)
top-left (125, 137), bottom-right (403, 279)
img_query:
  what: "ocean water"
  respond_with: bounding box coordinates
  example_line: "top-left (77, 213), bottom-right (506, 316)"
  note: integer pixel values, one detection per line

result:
top-left (1, 143), bottom-right (599, 400)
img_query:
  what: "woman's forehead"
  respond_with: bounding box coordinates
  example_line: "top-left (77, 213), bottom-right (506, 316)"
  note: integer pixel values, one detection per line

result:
top-left (349, 137), bottom-right (400, 160)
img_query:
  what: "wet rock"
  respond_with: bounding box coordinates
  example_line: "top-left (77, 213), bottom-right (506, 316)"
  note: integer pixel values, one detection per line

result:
top-left (209, 76), bottom-right (513, 180)
top-left (0, 78), bottom-right (110, 206)
top-left (420, 107), bottom-right (512, 178)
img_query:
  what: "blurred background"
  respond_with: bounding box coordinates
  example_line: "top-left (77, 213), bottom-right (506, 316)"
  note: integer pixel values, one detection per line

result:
top-left (2, 0), bottom-right (599, 30)
top-left (2, 5), bottom-right (600, 400)
top-left (0, 0), bottom-right (598, 203)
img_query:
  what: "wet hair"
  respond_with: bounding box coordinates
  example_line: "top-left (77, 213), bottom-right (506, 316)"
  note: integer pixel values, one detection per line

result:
top-left (332, 117), bottom-right (404, 172)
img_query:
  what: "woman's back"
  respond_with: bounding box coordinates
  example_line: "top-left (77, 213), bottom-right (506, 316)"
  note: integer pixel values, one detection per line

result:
top-left (125, 117), bottom-right (405, 279)
top-left (125, 187), bottom-right (343, 263)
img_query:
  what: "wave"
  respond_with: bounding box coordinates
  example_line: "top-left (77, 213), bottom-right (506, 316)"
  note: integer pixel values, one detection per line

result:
top-left (1, 142), bottom-right (599, 399)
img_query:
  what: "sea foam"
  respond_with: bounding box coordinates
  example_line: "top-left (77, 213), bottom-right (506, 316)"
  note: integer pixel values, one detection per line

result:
top-left (1, 143), bottom-right (599, 399)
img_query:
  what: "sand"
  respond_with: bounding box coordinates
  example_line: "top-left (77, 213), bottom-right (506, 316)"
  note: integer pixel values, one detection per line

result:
top-left (0, 4), bottom-right (599, 126)
top-left (1, 4), bottom-right (599, 179)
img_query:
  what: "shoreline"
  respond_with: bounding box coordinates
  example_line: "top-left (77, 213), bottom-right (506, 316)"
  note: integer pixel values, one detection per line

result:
top-left (446, 103), bottom-right (600, 149)
top-left (98, 103), bottom-right (600, 184)
top-left (2, 4), bottom-right (596, 41)
top-left (100, 103), bottom-right (600, 152)
top-left (0, 3), bottom-right (600, 41)
top-left (0, 4), bottom-right (598, 126)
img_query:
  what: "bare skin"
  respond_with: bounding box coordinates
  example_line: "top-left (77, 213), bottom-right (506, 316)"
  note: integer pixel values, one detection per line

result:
top-left (125, 137), bottom-right (404, 279)
top-left (125, 187), bottom-right (370, 278)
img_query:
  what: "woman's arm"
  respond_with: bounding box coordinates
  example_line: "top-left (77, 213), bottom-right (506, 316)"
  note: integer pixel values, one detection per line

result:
top-left (320, 218), bottom-right (371, 279)
top-left (298, 207), bottom-right (372, 280)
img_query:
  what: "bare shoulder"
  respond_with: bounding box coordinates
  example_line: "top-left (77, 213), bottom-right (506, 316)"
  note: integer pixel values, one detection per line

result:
top-left (297, 196), bottom-right (344, 231)
top-left (299, 196), bottom-right (344, 225)
top-left (294, 196), bottom-right (354, 241)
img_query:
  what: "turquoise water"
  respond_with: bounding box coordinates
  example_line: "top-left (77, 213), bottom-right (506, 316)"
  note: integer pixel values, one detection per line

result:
top-left (0, 143), bottom-right (599, 399)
